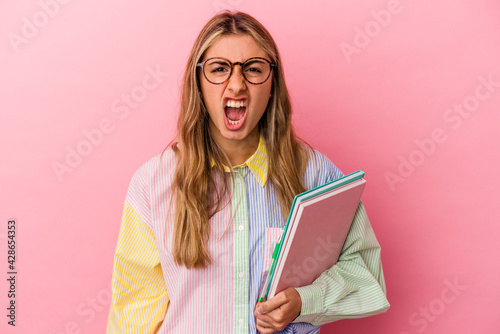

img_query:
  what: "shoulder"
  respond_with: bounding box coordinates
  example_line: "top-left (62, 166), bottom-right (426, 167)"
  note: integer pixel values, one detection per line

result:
top-left (303, 148), bottom-right (344, 189)
top-left (129, 148), bottom-right (176, 187)
top-left (125, 147), bottom-right (177, 213)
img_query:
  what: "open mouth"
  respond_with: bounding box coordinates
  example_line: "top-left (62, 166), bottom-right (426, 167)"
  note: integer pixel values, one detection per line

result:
top-left (224, 100), bottom-right (247, 128)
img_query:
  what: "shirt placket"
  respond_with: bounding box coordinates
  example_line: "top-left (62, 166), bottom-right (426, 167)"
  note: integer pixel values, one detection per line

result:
top-left (231, 167), bottom-right (250, 334)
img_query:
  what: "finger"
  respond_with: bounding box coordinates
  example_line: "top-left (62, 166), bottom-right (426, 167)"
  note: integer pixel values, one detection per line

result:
top-left (259, 293), bottom-right (286, 314)
top-left (254, 301), bottom-right (268, 320)
top-left (256, 314), bottom-right (281, 331)
top-left (256, 309), bottom-right (287, 330)
top-left (256, 317), bottom-right (270, 328)
top-left (256, 321), bottom-right (275, 334)
top-left (257, 327), bottom-right (274, 334)
top-left (255, 308), bottom-right (263, 321)
top-left (255, 309), bottom-right (274, 325)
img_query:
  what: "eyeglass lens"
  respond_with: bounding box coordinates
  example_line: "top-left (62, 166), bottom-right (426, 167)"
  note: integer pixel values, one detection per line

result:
top-left (203, 58), bottom-right (271, 84)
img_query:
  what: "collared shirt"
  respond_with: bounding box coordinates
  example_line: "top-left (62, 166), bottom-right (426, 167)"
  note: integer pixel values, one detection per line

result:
top-left (106, 137), bottom-right (389, 333)
top-left (209, 136), bottom-right (268, 188)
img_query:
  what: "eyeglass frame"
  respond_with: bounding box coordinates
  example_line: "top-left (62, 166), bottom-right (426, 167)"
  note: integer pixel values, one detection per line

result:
top-left (197, 56), bottom-right (277, 85)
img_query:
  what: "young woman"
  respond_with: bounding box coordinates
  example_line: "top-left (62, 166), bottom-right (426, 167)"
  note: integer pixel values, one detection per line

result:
top-left (106, 11), bottom-right (389, 334)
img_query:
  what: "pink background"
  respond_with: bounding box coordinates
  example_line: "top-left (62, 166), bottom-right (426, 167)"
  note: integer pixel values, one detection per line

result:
top-left (1, 0), bottom-right (499, 333)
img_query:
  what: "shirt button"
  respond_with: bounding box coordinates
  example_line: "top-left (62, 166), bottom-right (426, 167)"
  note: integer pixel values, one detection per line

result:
top-left (239, 272), bottom-right (244, 279)
top-left (238, 225), bottom-right (244, 231)
top-left (239, 318), bottom-right (244, 326)
top-left (235, 178), bottom-right (241, 184)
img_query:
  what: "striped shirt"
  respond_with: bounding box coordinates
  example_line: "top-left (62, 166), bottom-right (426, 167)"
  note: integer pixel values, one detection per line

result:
top-left (106, 137), bottom-right (390, 333)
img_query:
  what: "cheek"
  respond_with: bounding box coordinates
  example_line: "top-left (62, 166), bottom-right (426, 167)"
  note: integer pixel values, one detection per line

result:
top-left (253, 86), bottom-right (272, 112)
top-left (201, 83), bottom-right (221, 111)
top-left (200, 79), bottom-right (210, 103)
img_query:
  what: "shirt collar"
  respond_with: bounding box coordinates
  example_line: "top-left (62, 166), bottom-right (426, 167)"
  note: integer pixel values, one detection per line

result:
top-left (210, 135), bottom-right (268, 187)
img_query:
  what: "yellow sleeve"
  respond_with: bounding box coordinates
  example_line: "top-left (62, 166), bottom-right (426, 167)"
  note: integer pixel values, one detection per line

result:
top-left (106, 202), bottom-right (169, 333)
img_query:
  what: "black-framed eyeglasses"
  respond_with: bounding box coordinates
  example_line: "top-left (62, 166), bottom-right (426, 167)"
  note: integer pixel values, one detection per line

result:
top-left (197, 57), bottom-right (276, 85)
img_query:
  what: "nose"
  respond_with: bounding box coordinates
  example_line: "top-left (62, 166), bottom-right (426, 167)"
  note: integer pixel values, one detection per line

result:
top-left (227, 65), bottom-right (247, 94)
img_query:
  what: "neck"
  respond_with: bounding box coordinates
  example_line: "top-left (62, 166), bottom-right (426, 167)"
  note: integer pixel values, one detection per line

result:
top-left (213, 130), bottom-right (260, 166)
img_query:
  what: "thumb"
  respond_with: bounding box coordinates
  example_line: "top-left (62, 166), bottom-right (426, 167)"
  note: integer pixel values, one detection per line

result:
top-left (258, 295), bottom-right (284, 314)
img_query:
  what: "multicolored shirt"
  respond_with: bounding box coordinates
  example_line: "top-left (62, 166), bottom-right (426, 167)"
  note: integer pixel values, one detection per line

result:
top-left (106, 137), bottom-right (389, 333)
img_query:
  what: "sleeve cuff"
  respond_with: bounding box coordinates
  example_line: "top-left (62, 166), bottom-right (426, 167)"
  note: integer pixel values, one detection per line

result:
top-left (292, 284), bottom-right (324, 324)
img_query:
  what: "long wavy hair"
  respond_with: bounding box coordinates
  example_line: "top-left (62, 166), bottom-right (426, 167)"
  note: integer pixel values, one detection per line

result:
top-left (167, 11), bottom-right (311, 268)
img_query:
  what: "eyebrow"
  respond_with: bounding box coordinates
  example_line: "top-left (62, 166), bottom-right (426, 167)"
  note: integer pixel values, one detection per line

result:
top-left (206, 58), bottom-right (269, 64)
top-left (245, 59), bottom-right (266, 64)
top-left (207, 59), bottom-right (230, 66)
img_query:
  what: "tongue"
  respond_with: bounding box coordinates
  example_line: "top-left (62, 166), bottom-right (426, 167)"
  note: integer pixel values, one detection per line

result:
top-left (225, 107), bottom-right (245, 121)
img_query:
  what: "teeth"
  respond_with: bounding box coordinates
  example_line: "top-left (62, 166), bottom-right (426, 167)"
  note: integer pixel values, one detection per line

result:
top-left (225, 100), bottom-right (245, 125)
top-left (227, 118), bottom-right (243, 125)
top-left (226, 100), bottom-right (246, 108)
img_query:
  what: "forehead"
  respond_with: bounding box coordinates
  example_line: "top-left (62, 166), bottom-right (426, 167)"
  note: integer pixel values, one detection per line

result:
top-left (204, 34), bottom-right (268, 61)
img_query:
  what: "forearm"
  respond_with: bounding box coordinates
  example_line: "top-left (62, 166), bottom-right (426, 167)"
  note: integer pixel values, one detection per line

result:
top-left (293, 202), bottom-right (390, 326)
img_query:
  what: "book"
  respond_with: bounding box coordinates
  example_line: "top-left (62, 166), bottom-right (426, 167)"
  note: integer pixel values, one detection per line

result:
top-left (264, 171), bottom-right (366, 299)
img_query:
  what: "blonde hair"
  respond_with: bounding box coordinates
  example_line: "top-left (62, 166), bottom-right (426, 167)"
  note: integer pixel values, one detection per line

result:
top-left (167, 11), bottom-right (311, 268)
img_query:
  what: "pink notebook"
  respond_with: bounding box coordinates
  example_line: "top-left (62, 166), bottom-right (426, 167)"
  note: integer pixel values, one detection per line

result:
top-left (266, 172), bottom-right (366, 299)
